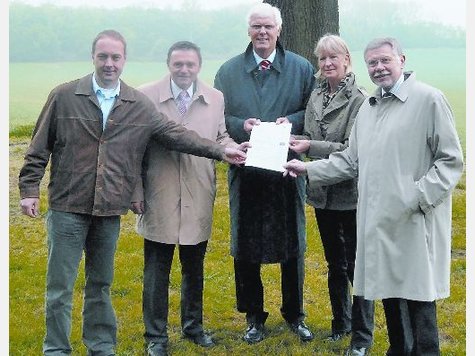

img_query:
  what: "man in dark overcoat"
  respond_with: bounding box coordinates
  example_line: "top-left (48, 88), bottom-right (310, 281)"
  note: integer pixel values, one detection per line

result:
top-left (214, 3), bottom-right (315, 344)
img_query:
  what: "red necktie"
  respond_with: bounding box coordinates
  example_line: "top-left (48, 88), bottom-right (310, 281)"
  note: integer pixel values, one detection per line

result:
top-left (260, 60), bottom-right (271, 71)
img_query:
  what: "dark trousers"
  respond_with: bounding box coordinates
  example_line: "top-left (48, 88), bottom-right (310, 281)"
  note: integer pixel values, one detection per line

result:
top-left (143, 239), bottom-right (208, 344)
top-left (234, 256), bottom-right (305, 325)
top-left (383, 298), bottom-right (440, 356)
top-left (316, 208), bottom-right (374, 348)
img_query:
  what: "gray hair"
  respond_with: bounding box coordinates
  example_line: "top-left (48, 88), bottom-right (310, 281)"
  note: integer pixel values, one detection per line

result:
top-left (314, 33), bottom-right (353, 74)
top-left (246, 3), bottom-right (282, 30)
top-left (364, 37), bottom-right (403, 58)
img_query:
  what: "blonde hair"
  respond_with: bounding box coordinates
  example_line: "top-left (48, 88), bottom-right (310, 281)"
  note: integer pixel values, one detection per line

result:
top-left (314, 33), bottom-right (352, 74)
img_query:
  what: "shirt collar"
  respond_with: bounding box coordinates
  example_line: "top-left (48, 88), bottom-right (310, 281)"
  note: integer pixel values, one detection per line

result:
top-left (92, 73), bottom-right (120, 98)
top-left (170, 79), bottom-right (194, 99)
top-left (253, 49), bottom-right (277, 65)
top-left (382, 73), bottom-right (404, 96)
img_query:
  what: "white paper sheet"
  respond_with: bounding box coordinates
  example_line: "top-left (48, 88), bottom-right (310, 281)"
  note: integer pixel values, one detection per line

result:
top-left (245, 122), bottom-right (292, 172)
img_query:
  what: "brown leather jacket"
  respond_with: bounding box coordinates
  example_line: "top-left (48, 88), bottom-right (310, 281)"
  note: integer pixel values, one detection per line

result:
top-left (19, 74), bottom-right (225, 216)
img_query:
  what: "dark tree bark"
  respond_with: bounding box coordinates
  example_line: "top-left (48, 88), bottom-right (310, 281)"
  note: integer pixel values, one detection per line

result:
top-left (264, 0), bottom-right (339, 69)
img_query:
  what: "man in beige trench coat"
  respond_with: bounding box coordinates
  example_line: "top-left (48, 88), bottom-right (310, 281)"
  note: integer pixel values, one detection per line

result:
top-left (284, 37), bottom-right (464, 355)
top-left (131, 41), bottom-right (242, 356)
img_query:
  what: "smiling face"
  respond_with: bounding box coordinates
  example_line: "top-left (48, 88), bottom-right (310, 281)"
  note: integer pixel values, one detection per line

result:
top-left (168, 49), bottom-right (201, 90)
top-left (318, 50), bottom-right (349, 83)
top-left (92, 36), bottom-right (126, 89)
top-left (365, 44), bottom-right (405, 91)
top-left (248, 14), bottom-right (281, 58)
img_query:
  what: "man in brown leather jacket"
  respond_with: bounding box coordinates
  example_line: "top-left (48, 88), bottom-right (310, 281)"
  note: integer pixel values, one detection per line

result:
top-left (18, 30), bottom-right (246, 356)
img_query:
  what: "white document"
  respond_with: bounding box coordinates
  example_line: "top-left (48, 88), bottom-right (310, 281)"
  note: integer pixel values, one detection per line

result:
top-left (245, 122), bottom-right (292, 172)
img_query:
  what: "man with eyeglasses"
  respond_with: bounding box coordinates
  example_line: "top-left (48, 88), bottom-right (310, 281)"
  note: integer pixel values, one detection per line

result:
top-left (214, 2), bottom-right (315, 345)
top-left (284, 37), bottom-right (464, 355)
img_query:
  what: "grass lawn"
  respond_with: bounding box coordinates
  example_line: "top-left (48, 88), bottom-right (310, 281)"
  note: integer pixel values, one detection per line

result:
top-left (9, 143), bottom-right (466, 355)
top-left (9, 51), bottom-right (466, 354)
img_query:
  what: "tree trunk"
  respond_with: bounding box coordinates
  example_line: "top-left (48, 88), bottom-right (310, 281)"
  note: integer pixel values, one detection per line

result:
top-left (264, 0), bottom-right (339, 69)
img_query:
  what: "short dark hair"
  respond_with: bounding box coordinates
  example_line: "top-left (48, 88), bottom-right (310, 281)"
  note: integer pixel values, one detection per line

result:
top-left (166, 41), bottom-right (202, 66)
top-left (92, 30), bottom-right (127, 56)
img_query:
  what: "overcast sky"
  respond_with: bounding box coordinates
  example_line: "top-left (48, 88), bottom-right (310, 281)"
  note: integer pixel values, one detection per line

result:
top-left (9, 0), bottom-right (466, 27)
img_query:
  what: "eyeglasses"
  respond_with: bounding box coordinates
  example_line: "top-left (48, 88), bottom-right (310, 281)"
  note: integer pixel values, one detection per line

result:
top-left (366, 57), bottom-right (393, 68)
top-left (249, 24), bottom-right (276, 31)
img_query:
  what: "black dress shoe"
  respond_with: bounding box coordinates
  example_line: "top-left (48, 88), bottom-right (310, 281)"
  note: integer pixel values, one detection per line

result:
top-left (288, 321), bottom-right (314, 342)
top-left (344, 346), bottom-right (370, 356)
top-left (243, 323), bottom-right (265, 344)
top-left (146, 341), bottom-right (168, 356)
top-left (183, 332), bottom-right (215, 347)
top-left (327, 330), bottom-right (351, 342)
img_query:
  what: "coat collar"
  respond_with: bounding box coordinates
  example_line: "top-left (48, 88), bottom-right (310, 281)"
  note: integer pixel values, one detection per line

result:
top-left (155, 74), bottom-right (211, 106)
top-left (75, 73), bottom-right (137, 103)
top-left (313, 72), bottom-right (357, 118)
top-left (244, 40), bottom-right (285, 74)
top-left (369, 71), bottom-right (414, 106)
top-left (316, 72), bottom-right (356, 97)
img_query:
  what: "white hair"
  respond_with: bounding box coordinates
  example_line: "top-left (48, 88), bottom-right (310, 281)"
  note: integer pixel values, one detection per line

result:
top-left (246, 3), bottom-right (282, 29)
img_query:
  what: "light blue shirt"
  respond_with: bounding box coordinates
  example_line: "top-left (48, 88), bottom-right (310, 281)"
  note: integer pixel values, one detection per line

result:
top-left (382, 73), bottom-right (404, 96)
top-left (253, 49), bottom-right (277, 69)
top-left (92, 74), bottom-right (120, 130)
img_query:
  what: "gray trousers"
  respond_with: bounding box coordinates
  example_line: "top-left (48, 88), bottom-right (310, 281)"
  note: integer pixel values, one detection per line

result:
top-left (44, 210), bottom-right (120, 356)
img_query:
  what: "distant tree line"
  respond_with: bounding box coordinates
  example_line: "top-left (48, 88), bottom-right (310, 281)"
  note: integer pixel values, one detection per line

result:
top-left (339, 0), bottom-right (465, 51)
top-left (9, 2), bottom-right (465, 62)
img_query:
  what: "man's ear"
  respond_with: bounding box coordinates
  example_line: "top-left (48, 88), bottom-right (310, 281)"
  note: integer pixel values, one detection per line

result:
top-left (400, 54), bottom-right (406, 68)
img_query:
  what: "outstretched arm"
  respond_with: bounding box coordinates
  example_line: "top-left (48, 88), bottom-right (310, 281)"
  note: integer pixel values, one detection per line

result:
top-left (283, 159), bottom-right (307, 178)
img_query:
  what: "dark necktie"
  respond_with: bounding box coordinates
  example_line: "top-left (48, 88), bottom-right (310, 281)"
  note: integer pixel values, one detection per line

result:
top-left (382, 91), bottom-right (393, 98)
top-left (260, 60), bottom-right (271, 71)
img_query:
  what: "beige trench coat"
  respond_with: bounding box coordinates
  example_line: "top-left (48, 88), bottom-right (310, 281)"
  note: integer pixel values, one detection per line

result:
top-left (306, 72), bottom-right (464, 301)
top-left (134, 75), bottom-right (236, 245)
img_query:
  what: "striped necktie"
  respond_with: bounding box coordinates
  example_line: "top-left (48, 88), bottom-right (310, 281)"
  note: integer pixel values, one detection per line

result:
top-left (177, 90), bottom-right (190, 115)
top-left (260, 60), bottom-right (271, 71)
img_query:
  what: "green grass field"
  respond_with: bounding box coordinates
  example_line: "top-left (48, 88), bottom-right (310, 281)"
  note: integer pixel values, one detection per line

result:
top-left (9, 48), bottom-right (466, 149)
top-left (9, 48), bottom-right (466, 355)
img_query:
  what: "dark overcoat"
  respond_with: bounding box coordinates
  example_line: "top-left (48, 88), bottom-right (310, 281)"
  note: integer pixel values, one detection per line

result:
top-left (214, 42), bottom-right (315, 263)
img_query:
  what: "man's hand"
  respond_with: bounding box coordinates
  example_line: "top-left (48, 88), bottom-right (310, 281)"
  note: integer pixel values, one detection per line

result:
top-left (275, 116), bottom-right (290, 124)
top-left (20, 197), bottom-right (40, 218)
top-left (223, 145), bottom-right (248, 165)
top-left (237, 141), bottom-right (251, 152)
top-left (289, 138), bottom-right (310, 154)
top-left (283, 159), bottom-right (307, 178)
top-left (244, 118), bottom-right (261, 133)
top-left (130, 201), bottom-right (145, 214)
